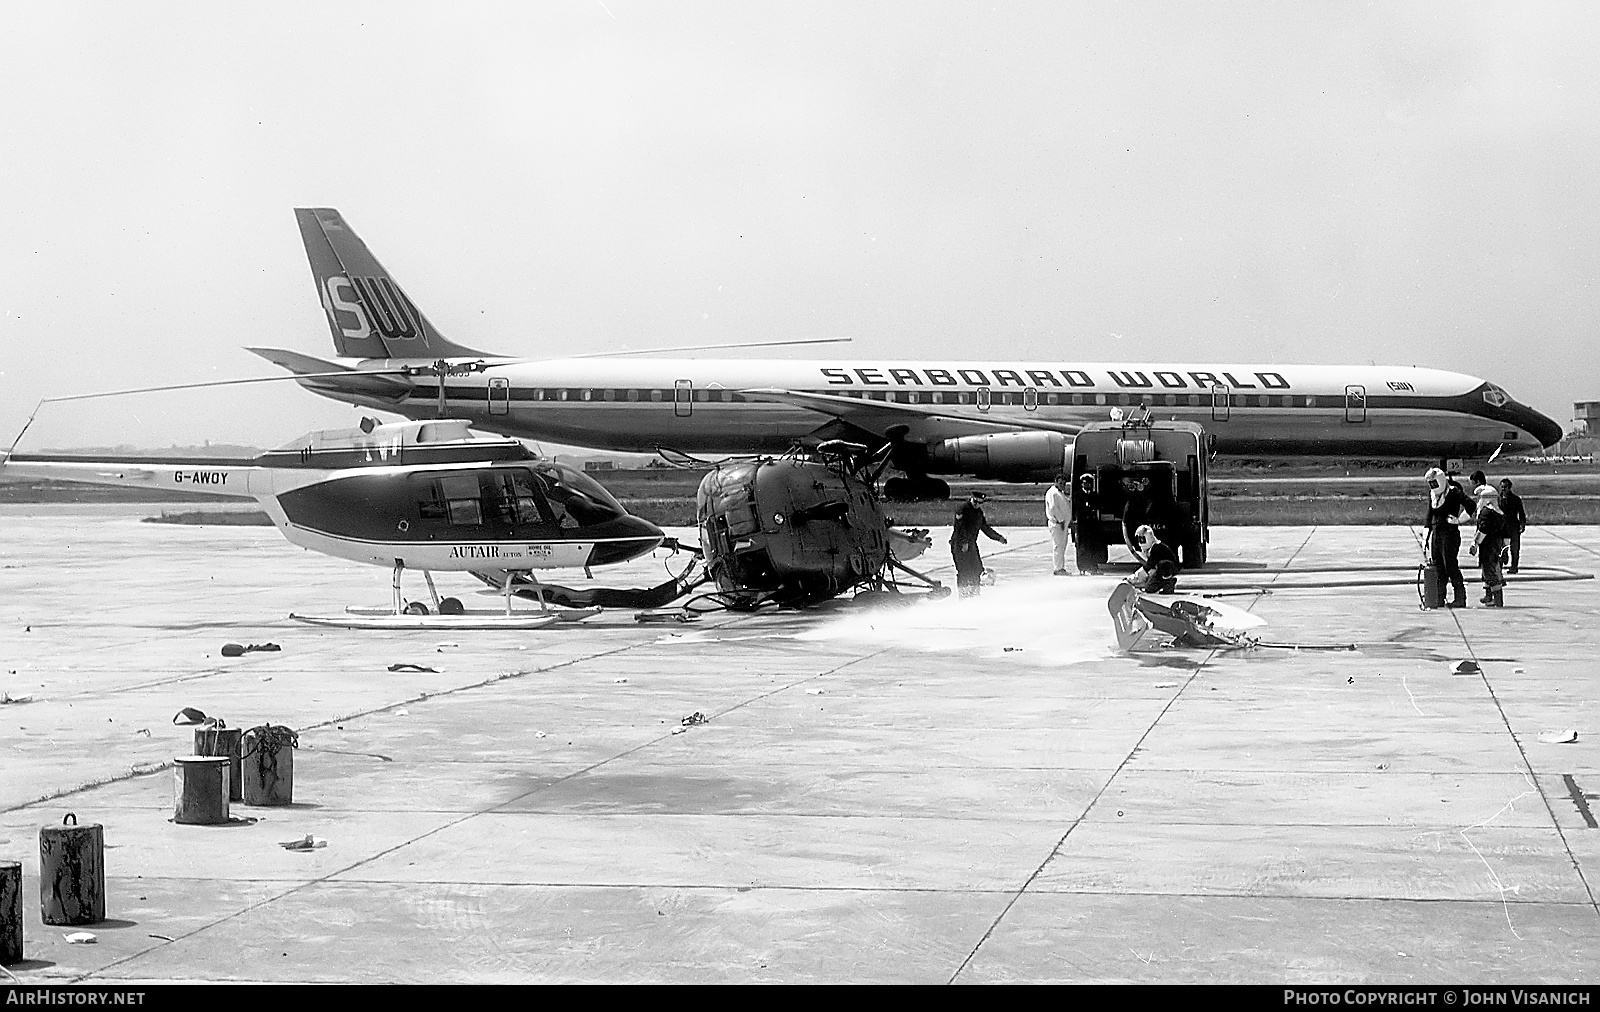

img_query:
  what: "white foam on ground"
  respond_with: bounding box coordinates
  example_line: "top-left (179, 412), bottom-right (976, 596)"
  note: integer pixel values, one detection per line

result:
top-left (797, 575), bottom-right (1124, 666)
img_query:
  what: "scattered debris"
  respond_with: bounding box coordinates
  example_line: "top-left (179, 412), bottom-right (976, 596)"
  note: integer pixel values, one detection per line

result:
top-left (1538, 730), bottom-right (1579, 744)
top-left (535, 731), bottom-right (546, 738)
top-left (64, 932), bottom-right (97, 944)
top-left (1002, 646), bottom-right (1022, 653)
top-left (613, 678), bottom-right (628, 683)
top-left (0, 691), bottom-right (34, 705)
top-left (1451, 660), bottom-right (1482, 675)
top-left (1513, 667), bottom-right (1526, 674)
top-left (221, 643), bottom-right (281, 658)
top-left (279, 835), bottom-right (326, 851)
top-left (1153, 682), bottom-right (1178, 689)
top-left (1376, 763), bottom-right (1389, 770)
top-left (394, 709), bottom-right (409, 717)
top-left (387, 663), bottom-right (438, 673)
top-left (435, 641), bottom-right (459, 650)
top-left (681, 712), bottom-right (709, 727)
top-left (171, 707), bottom-right (211, 726)
top-left (135, 728), bottom-right (151, 737)
top-left (148, 933), bottom-right (175, 942)
top-left (805, 688), bottom-right (826, 695)
top-left (670, 726), bottom-right (686, 735)
top-left (636, 609), bottom-right (697, 624)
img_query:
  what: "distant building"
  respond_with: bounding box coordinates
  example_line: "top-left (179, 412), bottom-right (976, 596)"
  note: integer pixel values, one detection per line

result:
top-left (1574, 402), bottom-right (1600, 436)
top-left (583, 460), bottom-right (616, 472)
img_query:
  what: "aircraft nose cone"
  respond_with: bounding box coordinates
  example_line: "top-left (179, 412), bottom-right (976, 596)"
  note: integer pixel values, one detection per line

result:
top-left (1506, 402), bottom-right (1564, 450)
top-left (587, 515), bottom-right (665, 567)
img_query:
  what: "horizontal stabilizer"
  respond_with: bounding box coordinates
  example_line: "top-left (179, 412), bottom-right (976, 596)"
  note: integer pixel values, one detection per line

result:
top-left (246, 347), bottom-right (414, 401)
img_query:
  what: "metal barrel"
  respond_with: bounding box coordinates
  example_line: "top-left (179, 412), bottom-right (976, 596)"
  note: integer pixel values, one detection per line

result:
top-left (173, 756), bottom-right (231, 825)
top-left (194, 725), bottom-right (243, 802)
top-left (39, 814), bottom-right (104, 926)
top-left (1, 860), bottom-right (21, 964)
top-left (241, 724), bottom-right (297, 806)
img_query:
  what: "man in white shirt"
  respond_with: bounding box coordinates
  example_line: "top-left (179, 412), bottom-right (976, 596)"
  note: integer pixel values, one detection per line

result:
top-left (1045, 473), bottom-right (1071, 575)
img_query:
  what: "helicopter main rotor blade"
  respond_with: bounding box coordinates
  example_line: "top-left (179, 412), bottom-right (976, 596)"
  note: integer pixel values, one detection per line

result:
top-left (36, 368), bottom-right (413, 405)
top-left (507, 336), bottom-right (854, 363)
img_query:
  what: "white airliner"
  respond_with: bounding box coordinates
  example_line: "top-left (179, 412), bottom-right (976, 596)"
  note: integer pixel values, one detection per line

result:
top-left (252, 208), bottom-right (1563, 500)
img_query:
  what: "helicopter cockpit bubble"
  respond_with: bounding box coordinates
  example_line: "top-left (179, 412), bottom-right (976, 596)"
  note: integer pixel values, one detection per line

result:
top-left (530, 462), bottom-right (628, 524)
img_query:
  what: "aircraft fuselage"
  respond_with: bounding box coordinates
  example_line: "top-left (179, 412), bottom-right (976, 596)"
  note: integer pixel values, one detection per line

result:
top-left (314, 358), bottom-right (1560, 466)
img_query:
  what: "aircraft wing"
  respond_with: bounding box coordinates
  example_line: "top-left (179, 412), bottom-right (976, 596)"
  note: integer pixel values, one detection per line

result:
top-left (246, 347), bottom-right (415, 401)
top-left (740, 387), bottom-right (1083, 444)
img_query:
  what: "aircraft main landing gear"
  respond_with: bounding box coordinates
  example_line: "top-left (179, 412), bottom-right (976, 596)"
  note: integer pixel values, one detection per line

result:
top-left (883, 475), bottom-right (951, 502)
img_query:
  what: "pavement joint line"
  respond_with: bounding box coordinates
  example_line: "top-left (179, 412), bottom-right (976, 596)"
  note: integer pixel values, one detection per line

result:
top-left (61, 634), bottom-right (688, 982)
top-left (947, 529), bottom-right (1325, 983)
top-left (3, 635), bottom-right (658, 816)
top-left (81, 874), bottom-right (1600, 906)
top-left (1538, 527), bottom-right (1600, 560)
top-left (80, 626), bottom-right (894, 982)
top-left (948, 526), bottom-right (1324, 983)
top-left (1445, 606), bottom-right (1600, 924)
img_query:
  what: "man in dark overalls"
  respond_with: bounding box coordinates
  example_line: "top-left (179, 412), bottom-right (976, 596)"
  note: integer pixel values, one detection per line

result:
top-left (1499, 478), bottom-right (1527, 573)
top-left (951, 491), bottom-right (1007, 597)
top-left (1423, 467), bottom-right (1472, 608)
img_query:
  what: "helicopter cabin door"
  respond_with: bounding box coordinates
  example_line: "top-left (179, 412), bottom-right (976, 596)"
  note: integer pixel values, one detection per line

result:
top-left (487, 377), bottom-right (510, 416)
top-left (674, 379), bottom-right (693, 417)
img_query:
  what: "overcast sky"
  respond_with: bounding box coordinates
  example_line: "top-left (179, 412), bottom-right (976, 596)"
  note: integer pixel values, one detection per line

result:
top-left (2, 1), bottom-right (1596, 449)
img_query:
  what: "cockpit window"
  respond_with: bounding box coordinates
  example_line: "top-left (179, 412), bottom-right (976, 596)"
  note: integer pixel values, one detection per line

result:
top-left (531, 463), bottom-right (626, 525)
top-left (1482, 385), bottom-right (1511, 408)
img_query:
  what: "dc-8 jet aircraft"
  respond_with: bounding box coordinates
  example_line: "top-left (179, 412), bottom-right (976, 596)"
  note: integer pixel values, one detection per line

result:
top-left (253, 208), bottom-right (1563, 500)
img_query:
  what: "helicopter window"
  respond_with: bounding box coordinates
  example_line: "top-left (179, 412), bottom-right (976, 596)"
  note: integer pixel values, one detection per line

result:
top-left (530, 463), bottom-right (626, 526)
top-left (414, 474), bottom-right (483, 526)
top-left (627, 389), bottom-right (640, 402)
top-left (482, 470), bottom-right (546, 527)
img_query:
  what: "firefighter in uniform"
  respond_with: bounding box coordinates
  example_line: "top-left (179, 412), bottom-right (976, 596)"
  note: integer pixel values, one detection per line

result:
top-left (1423, 467), bottom-right (1473, 608)
top-left (1127, 525), bottom-right (1180, 595)
top-left (1471, 484), bottom-right (1509, 607)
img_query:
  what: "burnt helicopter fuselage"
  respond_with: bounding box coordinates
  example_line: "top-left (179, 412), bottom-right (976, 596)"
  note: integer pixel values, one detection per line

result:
top-left (696, 454), bottom-right (895, 608)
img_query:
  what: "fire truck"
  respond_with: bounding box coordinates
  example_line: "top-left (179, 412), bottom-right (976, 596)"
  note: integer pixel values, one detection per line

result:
top-left (1070, 410), bottom-right (1210, 573)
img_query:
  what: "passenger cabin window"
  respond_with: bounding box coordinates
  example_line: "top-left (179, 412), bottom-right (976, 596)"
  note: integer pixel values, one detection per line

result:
top-left (417, 474), bottom-right (484, 526)
top-left (415, 470), bottom-right (551, 531)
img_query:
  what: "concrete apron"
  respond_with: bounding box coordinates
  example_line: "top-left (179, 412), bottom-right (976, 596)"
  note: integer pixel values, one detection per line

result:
top-left (0, 512), bottom-right (1598, 982)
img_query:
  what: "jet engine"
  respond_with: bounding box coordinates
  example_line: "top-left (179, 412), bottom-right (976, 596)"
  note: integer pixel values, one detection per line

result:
top-left (696, 448), bottom-right (943, 608)
top-left (924, 431), bottom-right (1069, 482)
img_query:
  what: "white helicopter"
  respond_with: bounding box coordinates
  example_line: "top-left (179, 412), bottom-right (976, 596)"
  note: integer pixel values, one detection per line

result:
top-left (2, 416), bottom-right (672, 629)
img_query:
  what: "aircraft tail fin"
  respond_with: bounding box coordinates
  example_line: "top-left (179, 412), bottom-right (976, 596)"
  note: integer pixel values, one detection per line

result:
top-left (294, 207), bottom-right (487, 360)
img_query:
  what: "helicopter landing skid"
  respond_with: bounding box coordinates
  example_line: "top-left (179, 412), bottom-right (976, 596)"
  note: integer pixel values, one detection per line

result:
top-left (289, 611), bottom-right (560, 630)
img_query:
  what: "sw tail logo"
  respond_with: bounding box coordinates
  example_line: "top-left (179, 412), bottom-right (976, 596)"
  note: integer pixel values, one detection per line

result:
top-left (320, 274), bottom-right (424, 343)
